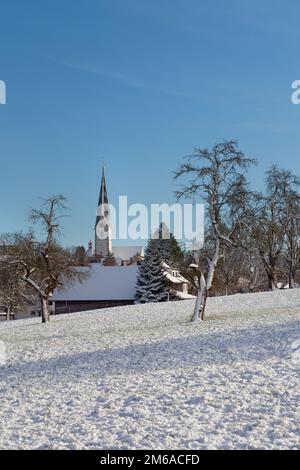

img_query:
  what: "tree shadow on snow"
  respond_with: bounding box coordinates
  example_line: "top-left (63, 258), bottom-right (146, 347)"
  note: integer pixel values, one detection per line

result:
top-left (1, 318), bottom-right (299, 385)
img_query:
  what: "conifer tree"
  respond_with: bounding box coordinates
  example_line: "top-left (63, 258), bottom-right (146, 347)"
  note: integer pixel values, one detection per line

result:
top-left (136, 239), bottom-right (169, 303)
top-left (155, 222), bottom-right (184, 267)
top-left (103, 251), bottom-right (117, 266)
top-left (72, 246), bottom-right (87, 266)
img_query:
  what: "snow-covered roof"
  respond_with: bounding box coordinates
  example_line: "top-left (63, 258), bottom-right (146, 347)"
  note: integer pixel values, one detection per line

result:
top-left (162, 261), bottom-right (171, 269)
top-left (112, 246), bottom-right (144, 260)
top-left (163, 270), bottom-right (190, 284)
top-left (161, 262), bottom-right (190, 284)
top-left (52, 264), bottom-right (138, 301)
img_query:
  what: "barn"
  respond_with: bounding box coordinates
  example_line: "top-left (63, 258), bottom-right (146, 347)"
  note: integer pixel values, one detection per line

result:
top-left (52, 264), bottom-right (138, 314)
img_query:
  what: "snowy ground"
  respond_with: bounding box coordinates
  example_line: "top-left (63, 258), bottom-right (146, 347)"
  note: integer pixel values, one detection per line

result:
top-left (0, 289), bottom-right (299, 450)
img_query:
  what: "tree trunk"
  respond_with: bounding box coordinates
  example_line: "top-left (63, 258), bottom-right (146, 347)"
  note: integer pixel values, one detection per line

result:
top-left (191, 273), bottom-right (206, 322)
top-left (191, 239), bottom-right (220, 323)
top-left (191, 246), bottom-right (219, 322)
top-left (267, 272), bottom-right (276, 290)
top-left (200, 290), bottom-right (209, 321)
top-left (289, 272), bottom-right (295, 289)
top-left (41, 296), bottom-right (50, 323)
top-left (6, 307), bottom-right (10, 321)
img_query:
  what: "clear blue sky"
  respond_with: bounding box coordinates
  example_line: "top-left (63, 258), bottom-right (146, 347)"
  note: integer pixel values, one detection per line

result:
top-left (0, 0), bottom-right (299, 247)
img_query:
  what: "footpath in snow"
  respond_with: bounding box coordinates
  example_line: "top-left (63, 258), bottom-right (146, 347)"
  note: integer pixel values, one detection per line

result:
top-left (0, 289), bottom-right (299, 449)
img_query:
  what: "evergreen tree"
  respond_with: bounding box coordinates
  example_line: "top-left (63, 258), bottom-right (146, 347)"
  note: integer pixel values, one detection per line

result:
top-left (154, 223), bottom-right (184, 267)
top-left (72, 246), bottom-right (87, 266)
top-left (103, 251), bottom-right (117, 266)
top-left (136, 239), bottom-right (169, 303)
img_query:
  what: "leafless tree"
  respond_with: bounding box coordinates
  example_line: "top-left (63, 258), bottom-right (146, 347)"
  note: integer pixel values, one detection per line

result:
top-left (214, 245), bottom-right (245, 295)
top-left (0, 247), bottom-right (37, 320)
top-left (214, 243), bottom-right (266, 295)
top-left (174, 140), bottom-right (255, 321)
top-left (247, 166), bottom-right (300, 290)
top-left (4, 195), bottom-right (88, 323)
top-left (282, 187), bottom-right (300, 288)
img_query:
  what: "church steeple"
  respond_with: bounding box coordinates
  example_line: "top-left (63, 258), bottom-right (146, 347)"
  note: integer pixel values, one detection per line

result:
top-left (95, 166), bottom-right (112, 258)
top-left (98, 166), bottom-right (108, 207)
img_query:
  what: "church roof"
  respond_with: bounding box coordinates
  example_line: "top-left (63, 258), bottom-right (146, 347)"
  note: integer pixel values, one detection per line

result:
top-left (98, 166), bottom-right (108, 207)
top-left (95, 166), bottom-right (109, 228)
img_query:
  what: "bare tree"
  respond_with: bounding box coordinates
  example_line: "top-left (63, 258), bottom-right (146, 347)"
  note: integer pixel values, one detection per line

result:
top-left (0, 248), bottom-right (36, 320)
top-left (175, 140), bottom-right (255, 322)
top-left (245, 249), bottom-right (266, 292)
top-left (214, 245), bottom-right (245, 295)
top-left (283, 187), bottom-right (300, 288)
top-left (216, 225), bottom-right (267, 295)
top-left (5, 196), bottom-right (87, 323)
top-left (247, 166), bottom-right (300, 290)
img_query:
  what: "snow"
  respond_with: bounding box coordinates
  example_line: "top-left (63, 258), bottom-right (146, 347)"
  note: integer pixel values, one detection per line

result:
top-left (0, 289), bottom-right (299, 450)
top-left (52, 264), bottom-right (138, 302)
top-left (171, 290), bottom-right (196, 299)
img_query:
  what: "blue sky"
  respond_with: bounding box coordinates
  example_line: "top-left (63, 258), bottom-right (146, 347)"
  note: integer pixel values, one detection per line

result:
top-left (0, 0), bottom-right (299, 247)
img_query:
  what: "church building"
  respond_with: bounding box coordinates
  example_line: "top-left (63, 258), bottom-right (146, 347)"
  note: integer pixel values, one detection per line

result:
top-left (92, 167), bottom-right (144, 265)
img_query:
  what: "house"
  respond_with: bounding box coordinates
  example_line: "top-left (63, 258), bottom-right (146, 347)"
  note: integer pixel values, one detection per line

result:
top-left (51, 264), bottom-right (138, 314)
top-left (162, 262), bottom-right (195, 299)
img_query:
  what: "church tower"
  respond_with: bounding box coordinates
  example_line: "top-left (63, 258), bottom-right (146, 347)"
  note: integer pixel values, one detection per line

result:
top-left (95, 167), bottom-right (112, 258)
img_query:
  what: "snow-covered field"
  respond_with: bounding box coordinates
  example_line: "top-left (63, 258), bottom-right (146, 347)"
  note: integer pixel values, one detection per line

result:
top-left (0, 289), bottom-right (299, 450)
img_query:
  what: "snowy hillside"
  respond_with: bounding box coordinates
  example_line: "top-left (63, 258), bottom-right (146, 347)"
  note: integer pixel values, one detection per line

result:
top-left (0, 289), bottom-right (299, 449)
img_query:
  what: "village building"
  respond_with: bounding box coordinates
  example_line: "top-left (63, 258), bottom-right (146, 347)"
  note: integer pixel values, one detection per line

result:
top-left (162, 262), bottom-right (194, 299)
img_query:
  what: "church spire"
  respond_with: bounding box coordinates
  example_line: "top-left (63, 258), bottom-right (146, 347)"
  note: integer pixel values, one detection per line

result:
top-left (95, 165), bottom-right (112, 257)
top-left (98, 165), bottom-right (108, 207)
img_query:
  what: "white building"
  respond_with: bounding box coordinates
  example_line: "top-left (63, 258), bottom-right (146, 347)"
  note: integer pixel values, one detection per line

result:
top-left (52, 264), bottom-right (138, 314)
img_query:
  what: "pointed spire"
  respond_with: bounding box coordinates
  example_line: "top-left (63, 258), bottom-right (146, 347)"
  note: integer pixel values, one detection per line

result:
top-left (95, 164), bottom-right (112, 256)
top-left (98, 165), bottom-right (108, 207)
